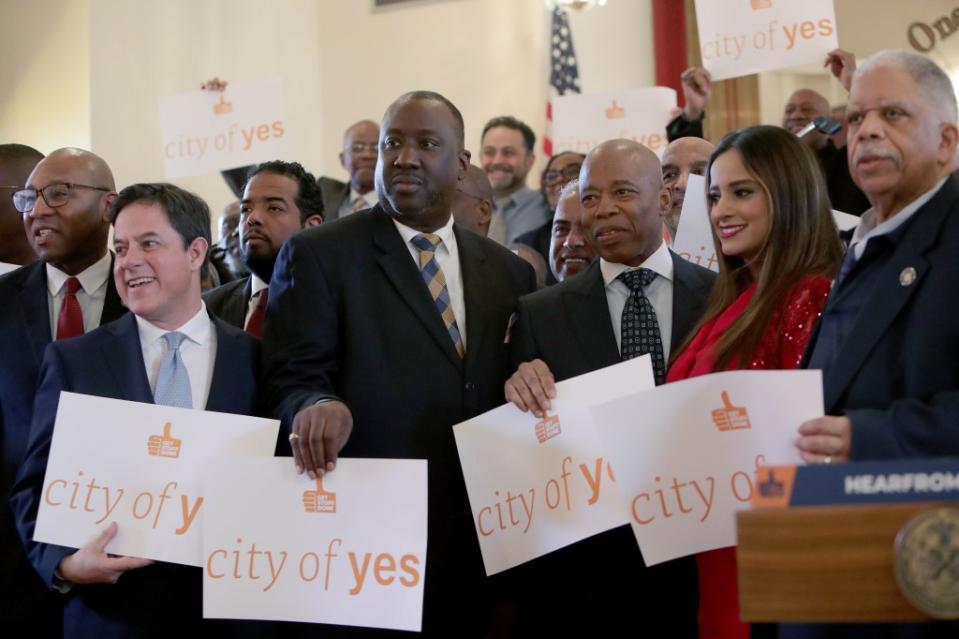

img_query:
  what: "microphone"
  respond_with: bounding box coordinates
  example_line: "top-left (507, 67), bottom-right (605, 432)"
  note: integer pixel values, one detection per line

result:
top-left (796, 116), bottom-right (842, 139)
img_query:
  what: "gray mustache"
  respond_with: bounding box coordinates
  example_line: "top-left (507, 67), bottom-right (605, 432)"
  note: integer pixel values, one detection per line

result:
top-left (852, 146), bottom-right (899, 166)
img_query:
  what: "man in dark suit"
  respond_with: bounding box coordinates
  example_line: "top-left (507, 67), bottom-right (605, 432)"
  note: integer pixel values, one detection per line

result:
top-left (792, 49), bottom-right (959, 639)
top-left (204, 161), bottom-right (324, 335)
top-left (12, 183), bottom-right (263, 638)
top-left (264, 91), bottom-right (535, 637)
top-left (318, 119), bottom-right (379, 220)
top-left (504, 139), bottom-right (715, 637)
top-left (0, 148), bottom-right (126, 634)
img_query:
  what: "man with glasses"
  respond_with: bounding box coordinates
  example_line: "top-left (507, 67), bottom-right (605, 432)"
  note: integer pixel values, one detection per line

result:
top-left (0, 147), bottom-right (126, 634)
top-left (319, 119), bottom-right (380, 220)
top-left (0, 144), bottom-right (44, 271)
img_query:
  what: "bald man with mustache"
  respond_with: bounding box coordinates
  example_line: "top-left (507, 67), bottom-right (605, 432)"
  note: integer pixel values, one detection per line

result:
top-left (504, 139), bottom-right (715, 636)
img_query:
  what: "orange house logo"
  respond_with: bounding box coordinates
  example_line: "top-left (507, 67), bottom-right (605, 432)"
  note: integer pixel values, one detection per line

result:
top-left (605, 100), bottom-right (625, 120)
top-left (535, 413), bottom-right (562, 444)
top-left (752, 465), bottom-right (796, 508)
top-left (148, 422), bottom-right (182, 458)
top-left (750, 0), bottom-right (772, 9)
top-left (213, 95), bottom-right (233, 115)
top-left (303, 478), bottom-right (337, 513)
top-left (711, 391), bottom-right (751, 431)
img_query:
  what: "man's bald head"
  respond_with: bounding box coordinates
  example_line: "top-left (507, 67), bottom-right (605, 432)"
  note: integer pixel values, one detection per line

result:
top-left (23, 147), bottom-right (115, 275)
top-left (579, 139), bottom-right (670, 266)
top-left (452, 165), bottom-right (493, 236)
top-left (783, 89), bottom-right (832, 149)
top-left (661, 136), bottom-right (715, 239)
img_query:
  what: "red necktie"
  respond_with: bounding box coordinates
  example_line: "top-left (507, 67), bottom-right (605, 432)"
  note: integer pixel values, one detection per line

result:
top-left (245, 288), bottom-right (269, 338)
top-left (56, 277), bottom-right (84, 340)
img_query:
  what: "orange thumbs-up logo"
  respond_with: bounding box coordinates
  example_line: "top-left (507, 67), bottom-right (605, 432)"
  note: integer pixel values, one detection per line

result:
top-left (750, 0), bottom-right (772, 9)
top-left (534, 413), bottom-right (562, 444)
top-left (711, 391), bottom-right (751, 431)
top-left (148, 422), bottom-right (182, 458)
top-left (303, 478), bottom-right (337, 513)
top-left (213, 94), bottom-right (233, 115)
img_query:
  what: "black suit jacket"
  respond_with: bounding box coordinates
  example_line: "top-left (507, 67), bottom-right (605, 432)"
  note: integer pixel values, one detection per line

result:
top-left (203, 276), bottom-right (251, 330)
top-left (318, 176), bottom-right (350, 221)
top-left (507, 253), bottom-right (715, 636)
top-left (263, 207), bottom-right (536, 636)
top-left (0, 259), bottom-right (125, 630)
top-left (11, 311), bottom-right (262, 638)
top-left (803, 174), bottom-right (959, 459)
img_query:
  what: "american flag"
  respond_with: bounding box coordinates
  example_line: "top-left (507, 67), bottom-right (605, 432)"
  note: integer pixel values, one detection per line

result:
top-left (544, 7), bottom-right (581, 157)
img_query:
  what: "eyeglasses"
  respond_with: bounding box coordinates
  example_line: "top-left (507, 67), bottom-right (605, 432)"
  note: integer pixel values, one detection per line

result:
top-left (13, 182), bottom-right (111, 214)
top-left (348, 143), bottom-right (378, 154)
top-left (544, 164), bottom-right (582, 187)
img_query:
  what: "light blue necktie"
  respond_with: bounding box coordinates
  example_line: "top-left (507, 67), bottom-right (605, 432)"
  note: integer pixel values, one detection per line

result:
top-left (154, 332), bottom-right (193, 408)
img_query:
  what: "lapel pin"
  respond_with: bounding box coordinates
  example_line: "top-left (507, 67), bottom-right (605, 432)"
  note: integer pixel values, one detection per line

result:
top-left (899, 267), bottom-right (917, 287)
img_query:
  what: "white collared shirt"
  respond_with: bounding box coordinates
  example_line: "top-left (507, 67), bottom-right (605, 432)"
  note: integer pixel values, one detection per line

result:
top-left (339, 188), bottom-right (378, 218)
top-left (135, 303), bottom-right (217, 410)
top-left (46, 252), bottom-right (112, 337)
top-left (392, 214), bottom-right (467, 348)
top-left (244, 274), bottom-right (269, 328)
top-left (849, 177), bottom-right (948, 259)
top-left (600, 241), bottom-right (674, 361)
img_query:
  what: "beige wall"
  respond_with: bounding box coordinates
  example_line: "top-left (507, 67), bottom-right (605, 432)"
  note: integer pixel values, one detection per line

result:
top-left (0, 0), bottom-right (91, 153)
top-left (2, 0), bottom-right (655, 226)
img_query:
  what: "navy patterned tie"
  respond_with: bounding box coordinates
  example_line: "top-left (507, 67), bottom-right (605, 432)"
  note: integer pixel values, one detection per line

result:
top-left (410, 233), bottom-right (465, 358)
top-left (619, 269), bottom-right (666, 384)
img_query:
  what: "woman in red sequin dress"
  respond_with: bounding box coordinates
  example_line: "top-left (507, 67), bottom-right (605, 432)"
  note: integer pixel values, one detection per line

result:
top-left (667, 125), bottom-right (844, 639)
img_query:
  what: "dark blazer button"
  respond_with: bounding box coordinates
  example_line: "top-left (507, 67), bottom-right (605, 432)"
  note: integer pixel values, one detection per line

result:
top-left (464, 381), bottom-right (476, 392)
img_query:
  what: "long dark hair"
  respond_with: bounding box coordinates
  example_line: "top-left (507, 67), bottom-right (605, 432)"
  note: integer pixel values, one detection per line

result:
top-left (676, 125), bottom-right (842, 371)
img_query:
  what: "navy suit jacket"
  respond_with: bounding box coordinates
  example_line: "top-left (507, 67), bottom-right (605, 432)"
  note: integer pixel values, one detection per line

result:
top-left (506, 252), bottom-right (714, 636)
top-left (203, 275), bottom-right (251, 330)
top-left (10, 311), bottom-right (261, 638)
top-left (263, 207), bottom-right (536, 636)
top-left (803, 174), bottom-right (959, 459)
top-left (0, 259), bottom-right (125, 628)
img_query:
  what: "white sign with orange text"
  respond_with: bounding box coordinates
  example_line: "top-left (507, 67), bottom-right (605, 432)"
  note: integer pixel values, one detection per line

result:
top-left (0, 261), bottom-right (19, 276)
top-left (672, 174), bottom-right (718, 272)
top-left (202, 457), bottom-right (427, 632)
top-left (158, 77), bottom-right (289, 178)
top-left (33, 392), bottom-right (279, 566)
top-left (591, 370), bottom-right (820, 565)
top-left (694, 0), bottom-right (839, 81)
top-left (552, 88), bottom-right (677, 157)
top-left (454, 356), bottom-right (655, 576)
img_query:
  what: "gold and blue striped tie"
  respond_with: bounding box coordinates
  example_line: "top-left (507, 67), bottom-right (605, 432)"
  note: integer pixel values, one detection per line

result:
top-left (411, 233), bottom-right (465, 358)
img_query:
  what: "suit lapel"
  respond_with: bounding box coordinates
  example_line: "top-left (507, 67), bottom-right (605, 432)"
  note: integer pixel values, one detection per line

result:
top-left (100, 254), bottom-right (127, 325)
top-left (822, 176), bottom-right (959, 410)
top-left (16, 262), bottom-right (52, 364)
top-left (670, 251), bottom-right (710, 353)
top-left (100, 314), bottom-right (154, 403)
top-left (563, 262), bottom-right (621, 370)
top-left (206, 317), bottom-right (244, 412)
top-left (226, 278), bottom-right (252, 329)
top-left (372, 208), bottom-right (463, 368)
top-left (458, 227), bottom-right (493, 371)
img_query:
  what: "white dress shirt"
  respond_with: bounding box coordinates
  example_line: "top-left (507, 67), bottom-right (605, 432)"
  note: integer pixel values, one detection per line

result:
top-left (848, 176), bottom-right (948, 259)
top-left (46, 252), bottom-right (112, 337)
top-left (244, 274), bottom-right (270, 328)
top-left (600, 241), bottom-right (674, 361)
top-left (136, 303), bottom-right (217, 410)
top-left (339, 188), bottom-right (378, 218)
top-left (392, 215), bottom-right (467, 348)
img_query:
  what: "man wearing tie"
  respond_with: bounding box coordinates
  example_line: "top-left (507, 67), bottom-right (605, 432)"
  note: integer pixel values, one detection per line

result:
top-left (12, 183), bottom-right (261, 637)
top-left (503, 139), bottom-right (715, 636)
top-left (264, 91), bottom-right (535, 636)
top-left (204, 161), bottom-right (324, 336)
top-left (0, 148), bottom-right (126, 633)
